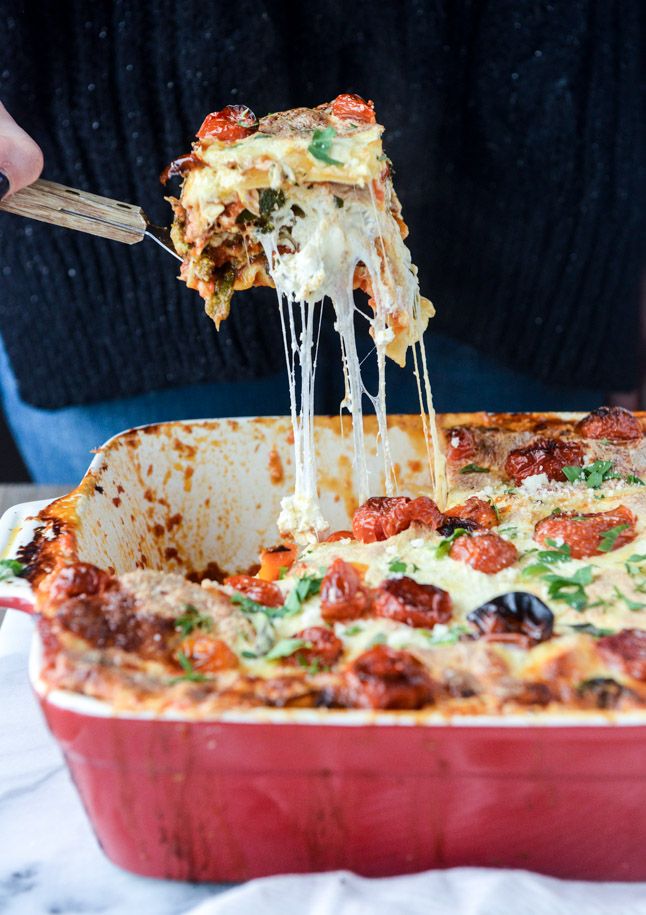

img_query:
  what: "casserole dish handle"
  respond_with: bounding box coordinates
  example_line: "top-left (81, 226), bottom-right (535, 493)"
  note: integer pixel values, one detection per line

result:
top-left (0, 499), bottom-right (54, 615)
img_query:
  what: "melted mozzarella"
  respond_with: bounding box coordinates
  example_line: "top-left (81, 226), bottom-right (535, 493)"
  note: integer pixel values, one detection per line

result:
top-left (252, 186), bottom-right (445, 540)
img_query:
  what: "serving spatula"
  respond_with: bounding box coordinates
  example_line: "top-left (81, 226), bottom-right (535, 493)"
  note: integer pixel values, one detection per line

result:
top-left (0, 178), bottom-right (181, 261)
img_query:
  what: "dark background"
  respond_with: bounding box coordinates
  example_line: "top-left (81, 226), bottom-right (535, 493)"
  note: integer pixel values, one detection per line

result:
top-left (0, 411), bottom-right (28, 481)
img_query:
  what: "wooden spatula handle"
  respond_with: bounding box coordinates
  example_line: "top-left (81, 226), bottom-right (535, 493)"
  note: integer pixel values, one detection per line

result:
top-left (0, 179), bottom-right (147, 244)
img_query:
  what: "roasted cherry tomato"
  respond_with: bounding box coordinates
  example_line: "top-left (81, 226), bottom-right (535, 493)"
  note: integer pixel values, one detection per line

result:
top-left (47, 562), bottom-right (114, 604)
top-left (534, 505), bottom-right (636, 559)
top-left (324, 530), bottom-right (356, 543)
top-left (352, 495), bottom-right (442, 543)
top-left (340, 645), bottom-right (434, 709)
top-left (197, 105), bottom-right (258, 141)
top-left (467, 592), bottom-right (554, 647)
top-left (449, 530), bottom-right (518, 574)
top-left (444, 497), bottom-right (498, 529)
top-left (330, 93), bottom-right (376, 123)
top-left (285, 626), bottom-right (343, 667)
top-left (576, 406), bottom-right (642, 442)
top-left (445, 426), bottom-right (476, 462)
top-left (225, 574), bottom-right (284, 608)
top-left (505, 437), bottom-right (584, 485)
top-left (598, 629), bottom-right (646, 681)
top-left (374, 577), bottom-right (452, 629)
top-left (180, 636), bottom-right (238, 672)
top-left (320, 558), bottom-right (371, 622)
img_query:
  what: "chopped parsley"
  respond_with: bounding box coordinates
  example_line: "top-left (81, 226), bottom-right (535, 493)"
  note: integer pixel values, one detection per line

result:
top-left (436, 528), bottom-right (468, 558)
top-left (307, 127), bottom-right (343, 166)
top-left (423, 624), bottom-right (470, 646)
top-left (387, 557), bottom-right (418, 574)
top-left (265, 638), bottom-right (312, 660)
top-left (626, 554), bottom-right (646, 577)
top-left (598, 523), bottom-right (630, 553)
top-left (626, 474), bottom-right (645, 486)
top-left (498, 525), bottom-right (518, 540)
top-left (0, 558), bottom-right (25, 581)
top-left (459, 463), bottom-right (490, 474)
top-left (278, 566), bottom-right (288, 580)
top-left (612, 586), bottom-right (646, 612)
top-left (343, 624), bottom-right (364, 637)
top-left (566, 622), bottom-right (615, 638)
top-left (175, 604), bottom-right (213, 637)
top-left (488, 500), bottom-right (501, 523)
top-left (169, 652), bottom-right (208, 684)
top-left (522, 540), bottom-right (571, 576)
top-left (542, 566), bottom-right (594, 611)
top-left (562, 460), bottom-right (621, 489)
top-left (284, 574), bottom-right (323, 615)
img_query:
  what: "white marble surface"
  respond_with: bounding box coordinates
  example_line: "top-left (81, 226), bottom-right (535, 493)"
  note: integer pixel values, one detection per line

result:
top-left (0, 611), bottom-right (230, 915)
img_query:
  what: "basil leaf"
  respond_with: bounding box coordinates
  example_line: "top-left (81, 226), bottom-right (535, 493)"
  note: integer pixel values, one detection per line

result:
top-left (598, 523), bottom-right (630, 553)
top-left (307, 127), bottom-right (343, 166)
top-left (0, 558), bottom-right (25, 581)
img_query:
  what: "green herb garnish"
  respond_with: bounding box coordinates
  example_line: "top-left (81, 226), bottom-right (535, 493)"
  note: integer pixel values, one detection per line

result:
top-left (566, 622), bottom-right (615, 638)
top-left (436, 528), bottom-right (468, 558)
top-left (612, 586), bottom-right (646, 612)
top-left (459, 463), bottom-right (490, 474)
top-left (626, 474), bottom-right (645, 486)
top-left (170, 651), bottom-right (208, 684)
top-left (0, 558), bottom-right (25, 581)
top-left (543, 566), bottom-right (594, 611)
top-left (626, 554), bottom-right (646, 577)
top-left (307, 127), bottom-right (343, 166)
top-left (598, 523), bottom-right (630, 553)
top-left (522, 540), bottom-right (571, 576)
top-left (424, 624), bottom-right (470, 646)
top-left (344, 624), bottom-right (364, 636)
top-left (265, 638), bottom-right (312, 660)
top-left (388, 558), bottom-right (408, 574)
top-left (284, 574), bottom-right (324, 616)
top-left (175, 604), bottom-right (213, 637)
top-left (563, 461), bottom-right (621, 489)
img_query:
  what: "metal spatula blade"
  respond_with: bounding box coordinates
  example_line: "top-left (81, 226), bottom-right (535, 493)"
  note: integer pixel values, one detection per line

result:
top-left (0, 179), bottom-right (181, 261)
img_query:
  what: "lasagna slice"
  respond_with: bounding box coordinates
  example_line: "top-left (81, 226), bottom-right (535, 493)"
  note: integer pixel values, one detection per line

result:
top-left (166, 95), bottom-right (444, 539)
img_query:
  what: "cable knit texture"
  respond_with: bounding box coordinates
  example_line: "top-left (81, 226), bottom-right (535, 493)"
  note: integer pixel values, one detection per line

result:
top-left (0, 0), bottom-right (642, 408)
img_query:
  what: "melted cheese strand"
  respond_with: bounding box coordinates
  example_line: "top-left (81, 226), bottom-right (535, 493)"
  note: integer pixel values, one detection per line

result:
top-left (256, 186), bottom-right (441, 538)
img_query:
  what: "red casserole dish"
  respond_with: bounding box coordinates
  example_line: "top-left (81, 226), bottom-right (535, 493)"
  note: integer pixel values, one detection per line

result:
top-left (2, 415), bottom-right (646, 882)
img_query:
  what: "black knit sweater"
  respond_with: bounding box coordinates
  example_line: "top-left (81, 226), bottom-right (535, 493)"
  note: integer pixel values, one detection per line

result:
top-left (0, 0), bottom-right (642, 408)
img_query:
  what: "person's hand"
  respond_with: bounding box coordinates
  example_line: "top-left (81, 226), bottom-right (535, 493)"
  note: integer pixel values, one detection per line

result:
top-left (0, 101), bottom-right (43, 199)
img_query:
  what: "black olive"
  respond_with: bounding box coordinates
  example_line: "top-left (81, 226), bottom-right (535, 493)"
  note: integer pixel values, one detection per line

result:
top-left (577, 677), bottom-right (631, 710)
top-left (467, 592), bottom-right (554, 645)
top-left (437, 517), bottom-right (482, 537)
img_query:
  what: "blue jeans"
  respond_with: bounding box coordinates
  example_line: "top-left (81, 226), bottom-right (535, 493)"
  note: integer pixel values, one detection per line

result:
top-left (0, 332), bottom-right (602, 483)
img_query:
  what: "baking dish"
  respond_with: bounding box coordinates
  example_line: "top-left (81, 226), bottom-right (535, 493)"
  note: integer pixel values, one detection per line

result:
top-left (2, 415), bottom-right (646, 882)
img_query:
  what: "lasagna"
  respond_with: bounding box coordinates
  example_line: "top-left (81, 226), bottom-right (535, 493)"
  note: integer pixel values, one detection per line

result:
top-left (34, 407), bottom-right (646, 717)
top-left (165, 96), bottom-right (444, 540)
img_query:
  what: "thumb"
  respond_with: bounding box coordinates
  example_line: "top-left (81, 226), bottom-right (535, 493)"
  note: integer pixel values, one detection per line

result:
top-left (0, 101), bottom-right (44, 198)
